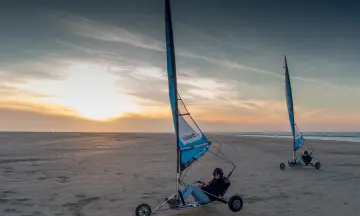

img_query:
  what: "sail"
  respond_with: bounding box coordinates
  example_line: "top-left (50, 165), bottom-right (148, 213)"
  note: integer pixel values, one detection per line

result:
top-left (165, 0), bottom-right (211, 172)
top-left (284, 56), bottom-right (304, 151)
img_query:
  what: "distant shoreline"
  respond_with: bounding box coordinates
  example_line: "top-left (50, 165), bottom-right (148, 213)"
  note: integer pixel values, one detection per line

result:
top-left (218, 133), bottom-right (360, 143)
top-left (1, 131), bottom-right (359, 143)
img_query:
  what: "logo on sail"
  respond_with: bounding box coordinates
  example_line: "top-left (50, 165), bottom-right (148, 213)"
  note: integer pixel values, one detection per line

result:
top-left (182, 133), bottom-right (197, 141)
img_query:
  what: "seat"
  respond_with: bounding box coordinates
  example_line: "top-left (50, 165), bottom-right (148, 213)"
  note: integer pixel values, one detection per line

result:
top-left (209, 178), bottom-right (231, 203)
top-left (303, 155), bottom-right (313, 165)
top-left (219, 182), bottom-right (231, 197)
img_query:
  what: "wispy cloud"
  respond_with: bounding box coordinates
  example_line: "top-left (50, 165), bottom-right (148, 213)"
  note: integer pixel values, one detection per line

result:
top-left (56, 12), bottom-right (285, 80)
top-left (0, 100), bottom-right (78, 117)
top-left (0, 59), bottom-right (69, 84)
top-left (56, 12), bottom-right (164, 51)
top-left (130, 66), bottom-right (165, 80)
top-left (55, 39), bottom-right (95, 54)
top-left (0, 84), bottom-right (52, 98)
top-left (178, 77), bottom-right (238, 100)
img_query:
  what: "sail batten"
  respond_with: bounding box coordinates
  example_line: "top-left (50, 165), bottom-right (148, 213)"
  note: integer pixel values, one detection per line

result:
top-left (284, 56), bottom-right (304, 151)
top-left (165, 0), bottom-right (211, 172)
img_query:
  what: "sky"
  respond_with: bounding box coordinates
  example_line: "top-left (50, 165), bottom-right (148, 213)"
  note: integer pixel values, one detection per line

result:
top-left (1, 0), bottom-right (360, 132)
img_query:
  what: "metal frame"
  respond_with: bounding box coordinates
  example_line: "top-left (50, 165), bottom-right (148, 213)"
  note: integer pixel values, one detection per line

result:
top-left (152, 182), bottom-right (232, 214)
top-left (149, 141), bottom-right (236, 214)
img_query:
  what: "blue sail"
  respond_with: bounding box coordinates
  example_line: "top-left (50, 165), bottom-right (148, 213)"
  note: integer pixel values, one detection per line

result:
top-left (284, 56), bottom-right (304, 151)
top-left (165, 0), bottom-right (211, 172)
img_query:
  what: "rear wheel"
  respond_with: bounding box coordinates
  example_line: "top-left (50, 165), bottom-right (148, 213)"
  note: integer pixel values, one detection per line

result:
top-left (280, 163), bottom-right (286, 170)
top-left (135, 203), bottom-right (151, 216)
top-left (315, 162), bottom-right (321, 169)
top-left (228, 195), bottom-right (243, 212)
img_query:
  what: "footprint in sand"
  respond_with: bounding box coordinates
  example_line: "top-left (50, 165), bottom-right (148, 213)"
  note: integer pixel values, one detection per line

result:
top-left (31, 211), bottom-right (46, 216)
top-left (75, 194), bottom-right (86, 199)
top-left (1, 189), bottom-right (17, 199)
top-left (4, 208), bottom-right (21, 213)
top-left (63, 196), bottom-right (100, 216)
top-left (109, 198), bottom-right (123, 202)
top-left (37, 176), bottom-right (48, 180)
top-left (57, 176), bottom-right (70, 183)
top-left (0, 198), bottom-right (9, 204)
top-left (3, 166), bottom-right (14, 173)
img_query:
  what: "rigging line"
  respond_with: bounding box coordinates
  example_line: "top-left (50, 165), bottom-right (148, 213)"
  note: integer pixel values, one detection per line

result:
top-left (211, 142), bottom-right (235, 165)
top-left (295, 124), bottom-right (304, 137)
top-left (206, 142), bottom-right (233, 164)
top-left (179, 156), bottom-right (201, 182)
top-left (180, 165), bottom-right (192, 182)
top-left (177, 92), bottom-right (204, 134)
top-left (207, 149), bottom-right (233, 164)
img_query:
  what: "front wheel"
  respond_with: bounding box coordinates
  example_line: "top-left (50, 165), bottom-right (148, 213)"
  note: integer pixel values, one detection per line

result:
top-left (228, 195), bottom-right (243, 212)
top-left (280, 163), bottom-right (286, 170)
top-left (135, 203), bottom-right (152, 216)
top-left (315, 162), bottom-right (321, 169)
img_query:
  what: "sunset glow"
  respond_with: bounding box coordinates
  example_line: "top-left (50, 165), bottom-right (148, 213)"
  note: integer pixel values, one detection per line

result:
top-left (14, 63), bottom-right (141, 121)
top-left (1, 1), bottom-right (360, 132)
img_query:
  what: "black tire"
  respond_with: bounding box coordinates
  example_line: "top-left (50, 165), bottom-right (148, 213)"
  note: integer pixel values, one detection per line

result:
top-left (280, 163), bottom-right (286, 170)
top-left (315, 162), bottom-right (321, 169)
top-left (135, 203), bottom-right (152, 216)
top-left (228, 195), bottom-right (243, 212)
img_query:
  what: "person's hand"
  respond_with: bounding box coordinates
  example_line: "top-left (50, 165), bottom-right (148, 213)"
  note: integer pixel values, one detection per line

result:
top-left (194, 180), bottom-right (206, 188)
top-left (193, 182), bottom-right (202, 188)
top-left (200, 181), bottom-right (208, 187)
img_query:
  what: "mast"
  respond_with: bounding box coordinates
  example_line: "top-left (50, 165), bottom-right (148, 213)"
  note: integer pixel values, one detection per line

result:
top-left (284, 55), bottom-right (296, 161)
top-left (165, 0), bottom-right (181, 196)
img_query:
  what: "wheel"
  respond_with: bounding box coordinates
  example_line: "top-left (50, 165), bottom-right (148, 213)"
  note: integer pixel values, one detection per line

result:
top-left (280, 163), bottom-right (286, 170)
top-left (228, 195), bottom-right (243, 212)
top-left (135, 203), bottom-right (152, 216)
top-left (315, 162), bottom-right (321, 169)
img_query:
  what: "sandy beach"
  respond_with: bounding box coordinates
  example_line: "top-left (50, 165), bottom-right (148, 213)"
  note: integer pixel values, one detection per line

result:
top-left (1, 132), bottom-right (360, 216)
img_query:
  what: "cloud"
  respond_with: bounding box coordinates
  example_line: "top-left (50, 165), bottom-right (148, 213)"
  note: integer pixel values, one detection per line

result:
top-left (55, 12), bottom-right (286, 80)
top-left (178, 52), bottom-right (283, 79)
top-left (0, 59), bottom-right (69, 84)
top-left (0, 57), bottom-right (75, 100)
top-left (0, 100), bottom-right (79, 117)
top-left (178, 77), bottom-right (238, 100)
top-left (56, 12), bottom-right (164, 51)
top-left (130, 66), bottom-right (165, 80)
top-left (55, 39), bottom-right (95, 54)
top-left (0, 84), bottom-right (52, 98)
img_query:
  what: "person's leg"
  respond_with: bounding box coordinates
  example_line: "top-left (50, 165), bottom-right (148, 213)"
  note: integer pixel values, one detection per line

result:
top-left (296, 157), bottom-right (305, 166)
top-left (190, 187), bottom-right (211, 205)
top-left (166, 185), bottom-right (197, 208)
top-left (178, 185), bottom-right (210, 205)
top-left (299, 159), bottom-right (306, 166)
top-left (295, 156), bottom-right (301, 165)
top-left (166, 186), bottom-right (194, 208)
top-left (179, 185), bottom-right (194, 200)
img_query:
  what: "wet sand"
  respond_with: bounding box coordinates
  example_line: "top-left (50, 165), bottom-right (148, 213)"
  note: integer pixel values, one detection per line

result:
top-left (1, 132), bottom-right (360, 216)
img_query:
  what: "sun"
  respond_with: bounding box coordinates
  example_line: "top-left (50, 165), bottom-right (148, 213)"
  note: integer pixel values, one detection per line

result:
top-left (16, 63), bottom-right (141, 121)
top-left (56, 63), bottom-right (141, 120)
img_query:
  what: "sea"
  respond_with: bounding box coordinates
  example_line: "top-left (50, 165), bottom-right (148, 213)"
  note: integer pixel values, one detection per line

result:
top-left (219, 132), bottom-right (360, 143)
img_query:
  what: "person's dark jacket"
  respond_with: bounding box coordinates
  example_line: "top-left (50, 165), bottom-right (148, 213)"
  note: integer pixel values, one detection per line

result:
top-left (302, 155), bottom-right (312, 164)
top-left (202, 177), bottom-right (230, 201)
